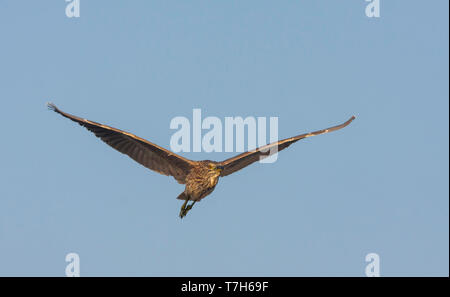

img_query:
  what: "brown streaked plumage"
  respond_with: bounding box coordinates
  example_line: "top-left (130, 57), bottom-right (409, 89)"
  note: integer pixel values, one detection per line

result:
top-left (47, 103), bottom-right (355, 218)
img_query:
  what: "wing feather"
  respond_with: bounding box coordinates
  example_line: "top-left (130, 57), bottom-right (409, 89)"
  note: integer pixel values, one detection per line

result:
top-left (48, 103), bottom-right (195, 184)
top-left (218, 116), bottom-right (355, 176)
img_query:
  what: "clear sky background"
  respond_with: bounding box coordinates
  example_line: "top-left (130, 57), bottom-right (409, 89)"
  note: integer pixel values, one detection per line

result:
top-left (0, 1), bottom-right (448, 276)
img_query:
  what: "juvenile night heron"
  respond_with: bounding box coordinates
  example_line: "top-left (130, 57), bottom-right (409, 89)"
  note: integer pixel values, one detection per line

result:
top-left (47, 103), bottom-right (355, 218)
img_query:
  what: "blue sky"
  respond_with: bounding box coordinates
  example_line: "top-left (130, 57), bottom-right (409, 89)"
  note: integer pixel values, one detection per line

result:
top-left (0, 1), bottom-right (448, 276)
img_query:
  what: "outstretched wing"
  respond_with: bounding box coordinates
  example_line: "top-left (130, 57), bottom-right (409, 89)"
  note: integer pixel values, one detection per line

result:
top-left (48, 103), bottom-right (195, 184)
top-left (218, 116), bottom-right (355, 177)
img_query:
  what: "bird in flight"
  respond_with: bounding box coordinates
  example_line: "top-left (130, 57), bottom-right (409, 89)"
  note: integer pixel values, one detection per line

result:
top-left (48, 103), bottom-right (355, 218)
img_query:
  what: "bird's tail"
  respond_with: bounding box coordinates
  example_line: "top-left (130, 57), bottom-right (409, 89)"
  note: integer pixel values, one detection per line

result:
top-left (177, 192), bottom-right (189, 200)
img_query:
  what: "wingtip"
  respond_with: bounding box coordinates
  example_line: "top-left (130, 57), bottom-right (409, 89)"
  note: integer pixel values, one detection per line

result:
top-left (46, 102), bottom-right (57, 111)
top-left (342, 115), bottom-right (356, 127)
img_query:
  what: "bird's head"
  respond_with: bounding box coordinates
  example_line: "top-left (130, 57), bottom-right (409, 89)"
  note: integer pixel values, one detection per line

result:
top-left (208, 163), bottom-right (224, 173)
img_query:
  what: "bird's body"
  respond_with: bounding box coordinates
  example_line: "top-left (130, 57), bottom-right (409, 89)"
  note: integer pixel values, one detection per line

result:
top-left (180, 161), bottom-right (221, 201)
top-left (47, 103), bottom-right (355, 218)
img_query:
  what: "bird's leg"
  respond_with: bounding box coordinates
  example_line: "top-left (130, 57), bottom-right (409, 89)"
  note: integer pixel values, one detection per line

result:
top-left (185, 201), bottom-right (196, 213)
top-left (179, 200), bottom-right (196, 219)
top-left (179, 199), bottom-right (189, 218)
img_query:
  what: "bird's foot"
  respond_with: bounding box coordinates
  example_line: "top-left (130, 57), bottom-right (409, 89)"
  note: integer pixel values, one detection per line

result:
top-left (179, 201), bottom-right (195, 219)
top-left (179, 208), bottom-right (187, 219)
top-left (179, 199), bottom-right (188, 219)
